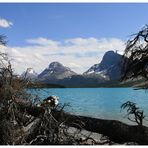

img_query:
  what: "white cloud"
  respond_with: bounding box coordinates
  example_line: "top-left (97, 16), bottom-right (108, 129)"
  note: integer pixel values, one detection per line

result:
top-left (0, 18), bottom-right (13, 28)
top-left (1, 37), bottom-right (125, 74)
top-left (65, 37), bottom-right (98, 46)
top-left (68, 62), bottom-right (83, 69)
top-left (27, 37), bottom-right (60, 47)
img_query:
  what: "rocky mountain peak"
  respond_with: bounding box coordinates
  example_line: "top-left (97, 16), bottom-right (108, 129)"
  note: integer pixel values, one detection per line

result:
top-left (26, 68), bottom-right (35, 74)
top-left (49, 62), bottom-right (63, 69)
top-left (99, 50), bottom-right (122, 70)
top-left (21, 68), bottom-right (38, 79)
top-left (38, 61), bottom-right (77, 80)
top-left (84, 50), bottom-right (123, 80)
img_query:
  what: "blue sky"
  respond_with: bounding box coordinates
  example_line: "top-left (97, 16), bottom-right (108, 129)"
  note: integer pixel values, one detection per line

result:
top-left (1, 3), bottom-right (148, 46)
top-left (0, 3), bottom-right (148, 74)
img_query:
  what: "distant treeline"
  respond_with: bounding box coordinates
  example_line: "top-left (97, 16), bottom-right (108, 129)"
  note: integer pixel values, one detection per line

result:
top-left (27, 78), bottom-right (146, 88)
top-left (27, 82), bottom-right (65, 88)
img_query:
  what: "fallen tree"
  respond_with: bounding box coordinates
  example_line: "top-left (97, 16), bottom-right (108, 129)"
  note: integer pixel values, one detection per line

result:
top-left (52, 110), bottom-right (148, 145)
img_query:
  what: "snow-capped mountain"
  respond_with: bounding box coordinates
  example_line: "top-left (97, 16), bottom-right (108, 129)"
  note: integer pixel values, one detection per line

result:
top-left (24, 50), bottom-right (125, 87)
top-left (38, 61), bottom-right (107, 87)
top-left (21, 68), bottom-right (38, 79)
top-left (84, 50), bottom-right (123, 80)
top-left (38, 62), bottom-right (77, 80)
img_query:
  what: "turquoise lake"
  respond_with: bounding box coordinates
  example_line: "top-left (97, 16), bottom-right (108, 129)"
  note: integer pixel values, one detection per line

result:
top-left (28, 88), bottom-right (148, 125)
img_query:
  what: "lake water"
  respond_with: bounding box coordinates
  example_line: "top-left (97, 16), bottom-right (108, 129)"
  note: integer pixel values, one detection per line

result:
top-left (28, 88), bottom-right (148, 125)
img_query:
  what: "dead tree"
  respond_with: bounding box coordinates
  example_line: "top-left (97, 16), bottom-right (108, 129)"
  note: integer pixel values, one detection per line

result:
top-left (122, 25), bottom-right (148, 83)
top-left (121, 101), bottom-right (145, 126)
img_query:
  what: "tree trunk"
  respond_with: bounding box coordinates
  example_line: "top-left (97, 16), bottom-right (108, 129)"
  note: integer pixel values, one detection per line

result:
top-left (52, 110), bottom-right (148, 145)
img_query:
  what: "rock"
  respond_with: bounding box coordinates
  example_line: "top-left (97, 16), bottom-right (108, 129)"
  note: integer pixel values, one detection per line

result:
top-left (84, 50), bottom-right (124, 80)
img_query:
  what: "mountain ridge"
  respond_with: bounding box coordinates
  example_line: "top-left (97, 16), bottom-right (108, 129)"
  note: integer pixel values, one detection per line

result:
top-left (84, 50), bottom-right (123, 80)
top-left (22, 50), bottom-right (124, 87)
top-left (21, 68), bottom-right (38, 79)
top-left (38, 61), bottom-right (77, 80)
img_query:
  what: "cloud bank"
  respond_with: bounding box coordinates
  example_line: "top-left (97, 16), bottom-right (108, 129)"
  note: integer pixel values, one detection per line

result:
top-left (1, 37), bottom-right (125, 74)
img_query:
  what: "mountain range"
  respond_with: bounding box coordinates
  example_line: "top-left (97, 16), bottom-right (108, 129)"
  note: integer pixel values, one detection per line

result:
top-left (22, 50), bottom-right (124, 87)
